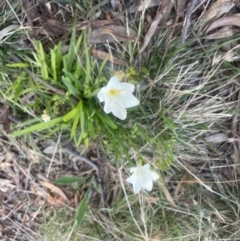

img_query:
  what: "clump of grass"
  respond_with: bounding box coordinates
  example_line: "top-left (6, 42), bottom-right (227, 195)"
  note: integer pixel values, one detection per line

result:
top-left (1, 26), bottom-right (179, 173)
top-left (3, 31), bottom-right (240, 241)
top-left (2, 1), bottom-right (240, 241)
top-left (3, 31), bottom-right (131, 153)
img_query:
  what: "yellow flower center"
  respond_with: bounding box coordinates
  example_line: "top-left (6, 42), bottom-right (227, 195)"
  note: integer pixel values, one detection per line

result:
top-left (109, 89), bottom-right (119, 96)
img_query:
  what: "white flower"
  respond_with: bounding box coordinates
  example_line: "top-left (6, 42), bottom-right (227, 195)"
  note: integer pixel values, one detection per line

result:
top-left (126, 164), bottom-right (159, 194)
top-left (97, 76), bottom-right (139, 120)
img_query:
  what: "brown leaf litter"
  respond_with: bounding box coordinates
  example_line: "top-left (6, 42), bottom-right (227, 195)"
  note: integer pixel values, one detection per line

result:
top-left (128, 0), bottom-right (161, 13)
top-left (139, 0), bottom-right (172, 54)
top-left (0, 133), bottom-right (115, 240)
top-left (199, 0), bottom-right (240, 40)
top-left (199, 0), bottom-right (237, 31)
top-left (89, 25), bottom-right (137, 43)
top-left (7, 0), bottom-right (240, 69)
top-left (17, 0), bottom-right (138, 66)
top-left (22, 0), bottom-right (72, 49)
top-left (0, 103), bottom-right (12, 132)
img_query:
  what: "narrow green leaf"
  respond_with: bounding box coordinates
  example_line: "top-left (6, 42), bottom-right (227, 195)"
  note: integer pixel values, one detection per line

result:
top-left (95, 110), bottom-right (117, 129)
top-left (75, 33), bottom-right (83, 53)
top-left (84, 33), bottom-right (91, 85)
top-left (63, 108), bottom-right (78, 122)
top-left (15, 118), bottom-right (41, 128)
top-left (12, 117), bottom-right (63, 137)
top-left (66, 28), bottom-right (76, 71)
top-left (162, 115), bottom-right (178, 137)
top-left (53, 176), bottom-right (86, 185)
top-left (50, 49), bottom-right (57, 80)
top-left (6, 62), bottom-right (30, 68)
top-left (87, 112), bottom-right (94, 136)
top-left (32, 52), bottom-right (41, 66)
top-left (98, 55), bottom-right (109, 77)
top-left (84, 136), bottom-right (89, 147)
top-left (75, 188), bottom-right (92, 229)
top-left (63, 69), bottom-right (83, 89)
top-left (55, 41), bottom-right (63, 73)
top-left (76, 100), bottom-right (83, 110)
top-left (76, 132), bottom-right (87, 146)
top-left (63, 55), bottom-right (67, 71)
top-left (62, 76), bottom-right (81, 98)
top-left (36, 41), bottom-right (49, 79)
top-left (85, 88), bottom-right (100, 98)
top-left (13, 80), bottom-right (24, 102)
top-left (80, 107), bottom-right (86, 134)
top-left (42, 62), bottom-right (49, 80)
top-left (71, 111), bottom-right (81, 138)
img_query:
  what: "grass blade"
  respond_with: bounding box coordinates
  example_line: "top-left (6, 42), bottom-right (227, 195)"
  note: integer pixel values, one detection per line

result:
top-left (12, 117), bottom-right (63, 137)
top-left (75, 188), bottom-right (92, 229)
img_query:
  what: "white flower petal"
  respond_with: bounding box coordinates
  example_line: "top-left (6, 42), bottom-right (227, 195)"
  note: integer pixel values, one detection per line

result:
top-left (104, 98), bottom-right (118, 114)
top-left (120, 82), bottom-right (135, 93)
top-left (126, 174), bottom-right (137, 184)
top-left (127, 173), bottom-right (142, 194)
top-left (140, 174), bottom-right (153, 191)
top-left (130, 167), bottom-right (138, 173)
top-left (97, 87), bottom-right (107, 102)
top-left (149, 170), bottom-right (159, 181)
top-left (133, 181), bottom-right (142, 194)
top-left (117, 91), bottom-right (139, 108)
top-left (142, 164), bottom-right (150, 172)
top-left (112, 105), bottom-right (127, 120)
top-left (107, 76), bottom-right (122, 89)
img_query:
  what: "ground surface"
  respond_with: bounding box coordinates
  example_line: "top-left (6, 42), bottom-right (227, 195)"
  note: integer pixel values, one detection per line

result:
top-left (1, 0), bottom-right (240, 240)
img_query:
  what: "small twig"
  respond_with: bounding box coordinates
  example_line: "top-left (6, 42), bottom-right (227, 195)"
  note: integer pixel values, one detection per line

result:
top-left (62, 147), bottom-right (99, 173)
top-left (46, 133), bottom-right (62, 178)
top-left (10, 53), bottom-right (66, 96)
